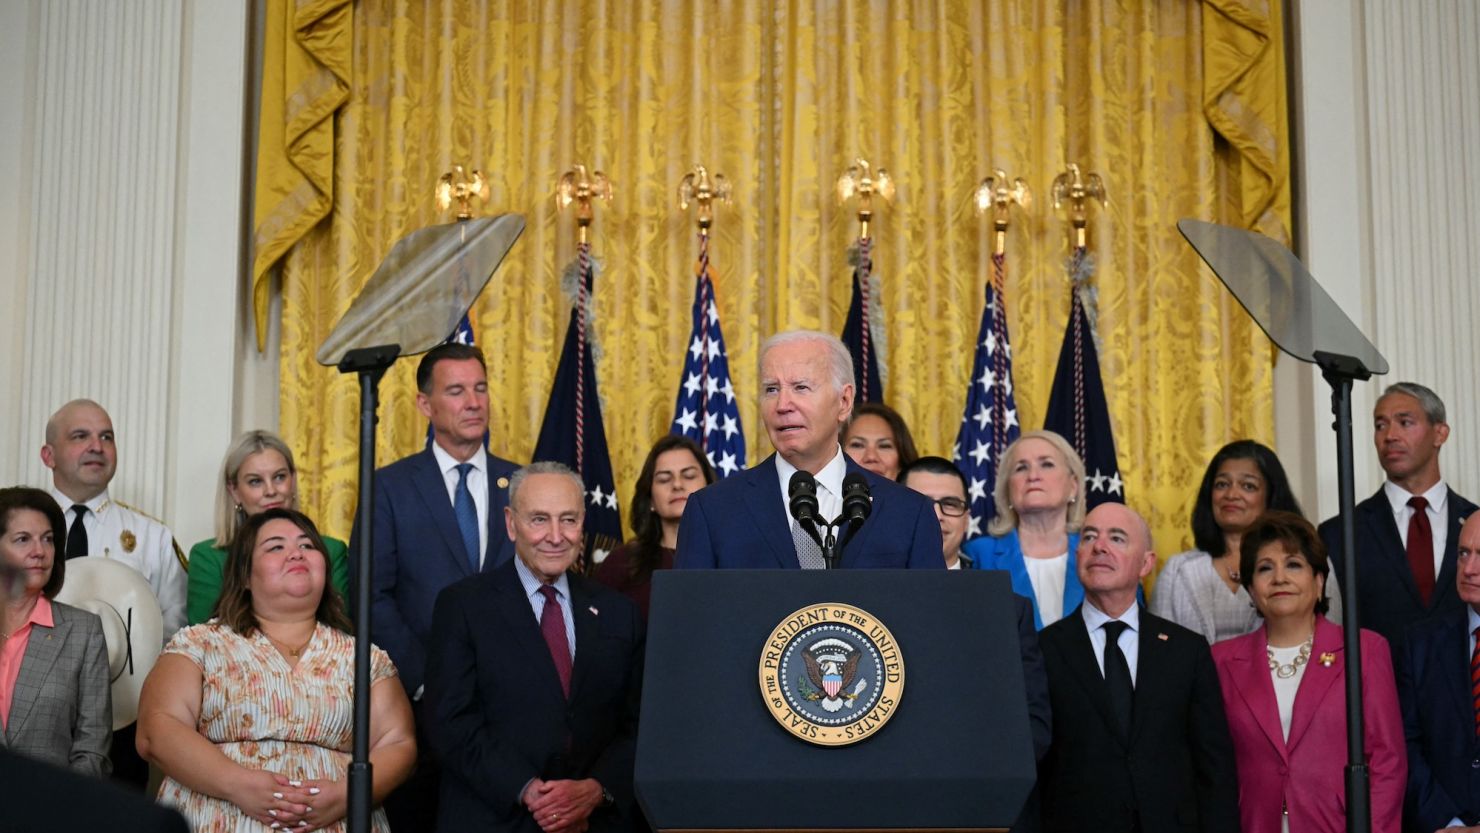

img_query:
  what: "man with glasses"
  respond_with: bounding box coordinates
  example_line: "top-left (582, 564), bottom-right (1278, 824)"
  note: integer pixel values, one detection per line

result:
top-left (900, 456), bottom-right (1051, 769)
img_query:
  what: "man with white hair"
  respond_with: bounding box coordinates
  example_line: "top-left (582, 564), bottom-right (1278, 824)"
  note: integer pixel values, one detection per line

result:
top-left (675, 330), bottom-right (941, 569)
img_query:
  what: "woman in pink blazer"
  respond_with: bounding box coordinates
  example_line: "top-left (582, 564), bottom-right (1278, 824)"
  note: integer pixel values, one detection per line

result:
top-left (1211, 511), bottom-right (1406, 833)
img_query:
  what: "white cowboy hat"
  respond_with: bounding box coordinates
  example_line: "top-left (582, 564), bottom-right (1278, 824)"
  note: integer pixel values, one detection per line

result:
top-left (54, 559), bottom-right (164, 730)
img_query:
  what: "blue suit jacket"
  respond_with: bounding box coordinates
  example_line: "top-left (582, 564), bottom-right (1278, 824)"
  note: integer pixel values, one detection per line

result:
top-left (962, 530), bottom-right (1084, 630)
top-left (349, 446), bottom-right (520, 695)
top-left (1397, 606), bottom-right (1480, 832)
top-left (1321, 486), bottom-right (1478, 651)
top-left (425, 561), bottom-right (645, 833)
top-left (673, 453), bottom-right (944, 569)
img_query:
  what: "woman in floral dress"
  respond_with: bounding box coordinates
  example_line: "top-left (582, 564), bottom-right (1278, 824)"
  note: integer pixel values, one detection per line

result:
top-left (137, 508), bottom-right (415, 831)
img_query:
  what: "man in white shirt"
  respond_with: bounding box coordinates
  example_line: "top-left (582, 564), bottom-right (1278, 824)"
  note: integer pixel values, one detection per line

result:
top-left (41, 400), bottom-right (186, 636)
top-left (674, 330), bottom-right (940, 570)
top-left (40, 398), bottom-right (186, 789)
top-left (1320, 381), bottom-right (1478, 649)
top-left (350, 342), bottom-right (520, 831)
top-left (1037, 502), bottom-right (1238, 833)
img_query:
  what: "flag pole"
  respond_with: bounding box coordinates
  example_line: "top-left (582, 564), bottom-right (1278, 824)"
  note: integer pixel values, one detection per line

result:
top-left (973, 170), bottom-right (1031, 473)
top-left (555, 164), bottom-right (612, 481)
top-left (835, 158), bottom-right (894, 404)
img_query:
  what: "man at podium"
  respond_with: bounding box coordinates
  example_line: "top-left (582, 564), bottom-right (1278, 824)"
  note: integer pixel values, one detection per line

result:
top-left (674, 330), bottom-right (941, 570)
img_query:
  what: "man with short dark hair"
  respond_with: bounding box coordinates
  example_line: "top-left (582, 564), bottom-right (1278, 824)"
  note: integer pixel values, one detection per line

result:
top-left (426, 463), bottom-right (644, 833)
top-left (350, 342), bottom-right (520, 829)
top-left (1320, 381), bottom-right (1478, 648)
top-left (1397, 512), bottom-right (1480, 833)
top-left (1037, 503), bottom-right (1238, 833)
top-left (675, 330), bottom-right (941, 569)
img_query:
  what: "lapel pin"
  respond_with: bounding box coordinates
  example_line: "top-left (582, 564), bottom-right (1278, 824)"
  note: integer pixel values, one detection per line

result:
top-left (497, 476), bottom-right (510, 489)
top-left (1319, 652), bottom-right (1336, 667)
top-left (589, 606), bottom-right (599, 616)
top-left (1157, 633), bottom-right (1169, 641)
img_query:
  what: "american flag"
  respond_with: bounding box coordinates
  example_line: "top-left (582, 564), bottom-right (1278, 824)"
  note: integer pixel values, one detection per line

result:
top-left (671, 238), bottom-right (745, 477)
top-left (840, 239), bottom-right (885, 403)
top-left (953, 253), bottom-right (1021, 538)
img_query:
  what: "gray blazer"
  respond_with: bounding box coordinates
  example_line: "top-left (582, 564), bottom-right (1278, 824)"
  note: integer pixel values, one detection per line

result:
top-left (1, 600), bottom-right (112, 776)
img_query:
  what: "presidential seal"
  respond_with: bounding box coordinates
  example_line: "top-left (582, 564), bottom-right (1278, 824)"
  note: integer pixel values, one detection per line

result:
top-left (758, 603), bottom-right (904, 746)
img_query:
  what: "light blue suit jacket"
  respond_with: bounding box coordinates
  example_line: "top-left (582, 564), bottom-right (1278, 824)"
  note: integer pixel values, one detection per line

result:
top-left (962, 529), bottom-right (1083, 630)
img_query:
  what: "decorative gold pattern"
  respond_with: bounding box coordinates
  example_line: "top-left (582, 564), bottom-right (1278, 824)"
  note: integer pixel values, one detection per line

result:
top-left (269, 1), bottom-right (1290, 571)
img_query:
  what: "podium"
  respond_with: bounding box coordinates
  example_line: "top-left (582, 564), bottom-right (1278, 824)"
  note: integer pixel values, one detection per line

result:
top-left (635, 570), bottom-right (1036, 832)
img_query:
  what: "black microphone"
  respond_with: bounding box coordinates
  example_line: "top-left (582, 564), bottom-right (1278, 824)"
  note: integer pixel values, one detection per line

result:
top-left (787, 470), bottom-right (822, 544)
top-left (840, 472), bottom-right (872, 529)
top-left (832, 472), bottom-right (872, 567)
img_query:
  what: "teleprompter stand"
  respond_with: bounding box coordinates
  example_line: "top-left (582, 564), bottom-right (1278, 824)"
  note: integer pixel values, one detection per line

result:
top-left (1179, 219), bottom-right (1389, 833)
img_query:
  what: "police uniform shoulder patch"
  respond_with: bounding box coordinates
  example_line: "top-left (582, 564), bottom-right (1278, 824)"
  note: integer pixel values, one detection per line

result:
top-left (758, 603), bottom-right (904, 747)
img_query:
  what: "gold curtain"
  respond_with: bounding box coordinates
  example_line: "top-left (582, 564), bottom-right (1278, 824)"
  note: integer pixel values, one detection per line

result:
top-left (266, 0), bottom-right (1290, 568)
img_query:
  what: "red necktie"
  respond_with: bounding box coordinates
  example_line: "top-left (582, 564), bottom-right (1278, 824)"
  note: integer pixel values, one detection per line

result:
top-left (538, 585), bottom-right (573, 698)
top-left (1471, 626), bottom-right (1480, 737)
top-left (1407, 496), bottom-right (1435, 606)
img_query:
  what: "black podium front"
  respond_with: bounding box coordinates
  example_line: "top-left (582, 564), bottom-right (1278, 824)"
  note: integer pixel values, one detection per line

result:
top-left (635, 570), bottom-right (1035, 831)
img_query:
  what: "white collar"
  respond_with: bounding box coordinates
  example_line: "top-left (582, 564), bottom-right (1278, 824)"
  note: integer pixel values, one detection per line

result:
top-left (49, 487), bottom-right (108, 513)
top-left (1383, 479), bottom-right (1447, 516)
top-left (1082, 598), bottom-right (1141, 633)
top-left (431, 441), bottom-right (485, 475)
top-left (775, 445), bottom-right (847, 497)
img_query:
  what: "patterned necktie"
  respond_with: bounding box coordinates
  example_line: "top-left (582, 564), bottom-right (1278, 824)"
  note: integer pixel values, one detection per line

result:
top-left (66, 505), bottom-right (89, 559)
top-left (1102, 620), bottom-right (1134, 738)
top-left (1407, 496), bottom-right (1435, 605)
top-left (539, 586), bottom-right (573, 698)
top-left (453, 463), bottom-right (481, 572)
top-left (792, 519), bottom-right (825, 569)
top-left (1471, 626), bottom-right (1480, 737)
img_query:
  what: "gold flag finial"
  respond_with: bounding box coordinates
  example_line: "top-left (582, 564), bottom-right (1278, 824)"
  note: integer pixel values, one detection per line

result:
top-left (974, 169), bottom-right (1032, 256)
top-left (678, 164), bottom-right (732, 235)
top-left (835, 158), bottom-right (895, 240)
top-left (435, 165), bottom-right (491, 220)
top-left (555, 164), bottom-right (613, 244)
top-left (1050, 163), bottom-right (1107, 249)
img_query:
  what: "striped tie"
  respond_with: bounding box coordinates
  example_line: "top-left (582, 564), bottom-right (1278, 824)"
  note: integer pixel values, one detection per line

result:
top-left (1472, 626), bottom-right (1480, 737)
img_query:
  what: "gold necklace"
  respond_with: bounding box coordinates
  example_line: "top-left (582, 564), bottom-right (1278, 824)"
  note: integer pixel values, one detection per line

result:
top-left (264, 628), bottom-right (315, 658)
top-left (1267, 635), bottom-right (1313, 679)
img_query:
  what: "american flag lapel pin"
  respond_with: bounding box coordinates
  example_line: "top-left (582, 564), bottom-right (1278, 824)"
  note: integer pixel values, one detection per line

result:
top-left (589, 606), bottom-right (599, 616)
top-left (1157, 633), bottom-right (1169, 641)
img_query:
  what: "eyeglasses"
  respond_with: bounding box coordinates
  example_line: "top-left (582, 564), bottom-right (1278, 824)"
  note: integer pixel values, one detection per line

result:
top-left (932, 497), bottom-right (969, 517)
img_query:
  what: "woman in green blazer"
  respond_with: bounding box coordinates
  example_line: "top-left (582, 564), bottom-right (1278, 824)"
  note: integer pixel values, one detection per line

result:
top-left (186, 431), bottom-right (348, 624)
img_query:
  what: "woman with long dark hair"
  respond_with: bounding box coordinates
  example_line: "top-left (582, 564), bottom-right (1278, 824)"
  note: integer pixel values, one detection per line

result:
top-left (594, 436), bottom-right (716, 619)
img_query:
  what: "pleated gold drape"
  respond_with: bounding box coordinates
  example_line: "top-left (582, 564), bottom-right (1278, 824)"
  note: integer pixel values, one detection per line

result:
top-left (256, 0), bottom-right (1291, 569)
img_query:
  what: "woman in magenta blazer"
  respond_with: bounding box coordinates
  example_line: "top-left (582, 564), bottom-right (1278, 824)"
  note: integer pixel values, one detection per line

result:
top-left (1211, 511), bottom-right (1406, 833)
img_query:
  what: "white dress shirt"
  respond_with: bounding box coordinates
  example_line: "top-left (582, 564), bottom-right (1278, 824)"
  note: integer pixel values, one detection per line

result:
top-left (50, 487), bottom-right (187, 639)
top-left (1081, 599), bottom-right (1141, 685)
top-left (774, 446), bottom-right (847, 529)
top-left (431, 442), bottom-right (490, 568)
top-left (1384, 479), bottom-right (1449, 579)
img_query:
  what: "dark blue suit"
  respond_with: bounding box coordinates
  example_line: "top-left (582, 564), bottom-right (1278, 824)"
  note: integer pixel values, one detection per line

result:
top-left (673, 453), bottom-right (943, 569)
top-left (1396, 606), bottom-right (1480, 832)
top-left (1321, 486), bottom-right (1478, 651)
top-left (425, 561), bottom-right (645, 833)
top-left (349, 447), bottom-right (519, 695)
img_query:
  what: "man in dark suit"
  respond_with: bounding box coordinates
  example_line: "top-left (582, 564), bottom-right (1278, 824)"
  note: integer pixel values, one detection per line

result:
top-left (426, 462), bottom-right (645, 833)
top-left (349, 342), bottom-right (520, 829)
top-left (675, 330), bottom-right (941, 570)
top-left (1038, 502), bottom-right (1238, 833)
top-left (1321, 382), bottom-right (1478, 648)
top-left (1397, 512), bottom-right (1480, 833)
